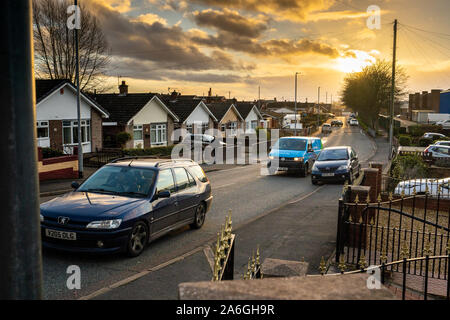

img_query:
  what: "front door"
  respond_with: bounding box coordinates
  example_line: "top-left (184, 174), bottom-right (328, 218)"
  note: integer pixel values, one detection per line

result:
top-left (151, 169), bottom-right (178, 236)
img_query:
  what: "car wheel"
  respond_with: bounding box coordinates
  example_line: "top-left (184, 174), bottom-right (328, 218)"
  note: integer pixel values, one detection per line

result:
top-left (127, 221), bottom-right (148, 257)
top-left (312, 179), bottom-right (318, 185)
top-left (190, 203), bottom-right (206, 229)
top-left (348, 171), bottom-right (354, 185)
top-left (302, 163), bottom-right (309, 177)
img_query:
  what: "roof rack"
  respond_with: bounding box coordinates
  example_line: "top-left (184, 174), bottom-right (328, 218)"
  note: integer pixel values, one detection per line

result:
top-left (109, 156), bottom-right (195, 167)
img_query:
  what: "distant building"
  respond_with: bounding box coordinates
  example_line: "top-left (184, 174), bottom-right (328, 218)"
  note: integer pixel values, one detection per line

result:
top-left (439, 90), bottom-right (450, 114)
top-left (408, 89), bottom-right (443, 120)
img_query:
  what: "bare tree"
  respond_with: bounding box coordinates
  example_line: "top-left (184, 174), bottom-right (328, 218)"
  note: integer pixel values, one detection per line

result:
top-left (33, 0), bottom-right (110, 92)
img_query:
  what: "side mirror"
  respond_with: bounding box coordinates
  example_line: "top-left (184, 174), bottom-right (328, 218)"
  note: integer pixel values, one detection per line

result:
top-left (157, 190), bottom-right (171, 199)
top-left (71, 181), bottom-right (80, 189)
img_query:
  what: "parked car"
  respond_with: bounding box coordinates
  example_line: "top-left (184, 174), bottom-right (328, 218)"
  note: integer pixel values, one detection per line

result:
top-left (311, 146), bottom-right (360, 185)
top-left (424, 144), bottom-right (450, 158)
top-left (322, 123), bottom-right (332, 134)
top-left (393, 178), bottom-right (450, 198)
top-left (40, 158), bottom-right (213, 257)
top-left (436, 119), bottom-right (450, 129)
top-left (349, 118), bottom-right (359, 126)
top-left (433, 140), bottom-right (450, 147)
top-left (182, 133), bottom-right (226, 150)
top-left (422, 132), bottom-right (446, 140)
top-left (331, 120), bottom-right (343, 127)
top-left (267, 137), bottom-right (323, 176)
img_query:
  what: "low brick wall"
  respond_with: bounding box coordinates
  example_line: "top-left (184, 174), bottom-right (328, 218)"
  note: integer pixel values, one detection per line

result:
top-left (380, 193), bottom-right (450, 211)
top-left (38, 147), bottom-right (79, 181)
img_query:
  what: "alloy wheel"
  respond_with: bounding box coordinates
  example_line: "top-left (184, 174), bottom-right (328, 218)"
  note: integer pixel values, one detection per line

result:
top-left (128, 222), bottom-right (148, 257)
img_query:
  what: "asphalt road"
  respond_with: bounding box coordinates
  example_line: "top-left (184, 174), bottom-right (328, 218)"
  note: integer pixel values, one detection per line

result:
top-left (40, 118), bottom-right (377, 299)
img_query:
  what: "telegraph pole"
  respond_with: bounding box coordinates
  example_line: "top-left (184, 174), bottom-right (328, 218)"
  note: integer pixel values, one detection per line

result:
top-left (294, 72), bottom-right (300, 136)
top-left (317, 87), bottom-right (321, 127)
top-left (389, 19), bottom-right (398, 160)
top-left (0, 0), bottom-right (43, 299)
top-left (75, 0), bottom-right (83, 177)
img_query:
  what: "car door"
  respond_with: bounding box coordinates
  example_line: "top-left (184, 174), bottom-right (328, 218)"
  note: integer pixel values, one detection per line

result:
top-left (150, 169), bottom-right (178, 236)
top-left (173, 167), bottom-right (198, 224)
top-left (433, 147), bottom-right (450, 158)
top-left (350, 148), bottom-right (360, 174)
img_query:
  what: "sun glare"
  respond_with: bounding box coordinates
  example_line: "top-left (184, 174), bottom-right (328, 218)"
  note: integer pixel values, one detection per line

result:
top-left (336, 50), bottom-right (377, 73)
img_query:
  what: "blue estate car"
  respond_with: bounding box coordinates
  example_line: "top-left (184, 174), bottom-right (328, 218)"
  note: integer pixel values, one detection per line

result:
top-left (40, 158), bottom-right (213, 257)
top-left (267, 137), bottom-right (323, 176)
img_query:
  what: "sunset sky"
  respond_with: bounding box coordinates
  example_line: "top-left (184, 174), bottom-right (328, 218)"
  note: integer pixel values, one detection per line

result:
top-left (88, 0), bottom-right (450, 102)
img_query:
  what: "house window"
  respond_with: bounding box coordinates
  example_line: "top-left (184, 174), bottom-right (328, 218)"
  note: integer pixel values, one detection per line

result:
top-left (63, 120), bottom-right (90, 145)
top-left (133, 125), bottom-right (143, 140)
top-left (151, 123), bottom-right (167, 145)
top-left (251, 120), bottom-right (258, 129)
top-left (187, 123), bottom-right (209, 134)
top-left (36, 121), bottom-right (49, 138)
top-left (220, 124), bottom-right (226, 132)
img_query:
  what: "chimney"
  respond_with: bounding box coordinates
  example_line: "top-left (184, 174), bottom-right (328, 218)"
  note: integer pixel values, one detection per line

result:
top-left (208, 88), bottom-right (212, 97)
top-left (170, 90), bottom-right (179, 100)
top-left (119, 80), bottom-right (128, 96)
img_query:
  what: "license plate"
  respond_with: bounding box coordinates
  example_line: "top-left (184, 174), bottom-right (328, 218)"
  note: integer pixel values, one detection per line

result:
top-left (278, 167), bottom-right (288, 171)
top-left (322, 173), bottom-right (334, 177)
top-left (45, 229), bottom-right (77, 241)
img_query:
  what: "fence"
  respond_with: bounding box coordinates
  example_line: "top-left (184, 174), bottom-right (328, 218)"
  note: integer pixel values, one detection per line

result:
top-left (84, 148), bottom-right (124, 167)
top-left (337, 187), bottom-right (450, 288)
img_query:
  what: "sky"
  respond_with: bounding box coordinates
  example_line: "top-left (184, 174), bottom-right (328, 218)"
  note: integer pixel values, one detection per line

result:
top-left (87, 0), bottom-right (450, 102)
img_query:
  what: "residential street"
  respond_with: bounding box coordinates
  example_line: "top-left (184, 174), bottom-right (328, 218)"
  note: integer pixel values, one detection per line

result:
top-left (40, 119), bottom-right (378, 299)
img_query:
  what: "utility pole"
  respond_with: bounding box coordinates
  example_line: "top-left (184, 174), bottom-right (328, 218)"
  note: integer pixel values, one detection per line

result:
top-left (75, 0), bottom-right (83, 177)
top-left (0, 0), bottom-right (43, 299)
top-left (389, 19), bottom-right (398, 160)
top-left (317, 87), bottom-right (321, 127)
top-left (258, 86), bottom-right (261, 109)
top-left (294, 72), bottom-right (300, 136)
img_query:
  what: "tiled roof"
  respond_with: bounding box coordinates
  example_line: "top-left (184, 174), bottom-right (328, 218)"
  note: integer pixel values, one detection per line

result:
top-left (235, 102), bottom-right (256, 119)
top-left (160, 95), bottom-right (203, 123)
top-left (206, 101), bottom-right (236, 122)
top-left (91, 93), bottom-right (156, 124)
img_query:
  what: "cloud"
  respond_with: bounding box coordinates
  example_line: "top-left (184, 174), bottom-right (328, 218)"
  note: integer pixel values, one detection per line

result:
top-left (192, 9), bottom-right (270, 38)
top-left (131, 13), bottom-right (167, 25)
top-left (87, 2), bottom-right (249, 72)
top-left (190, 0), bottom-right (335, 22)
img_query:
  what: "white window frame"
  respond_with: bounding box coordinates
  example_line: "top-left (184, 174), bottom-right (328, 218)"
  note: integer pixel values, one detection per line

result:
top-left (36, 121), bottom-right (49, 139)
top-left (62, 119), bottom-right (91, 145)
top-left (151, 123), bottom-right (167, 146)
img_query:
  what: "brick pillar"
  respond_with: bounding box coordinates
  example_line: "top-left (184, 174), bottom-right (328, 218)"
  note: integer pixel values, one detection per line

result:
top-left (348, 186), bottom-right (371, 248)
top-left (370, 162), bottom-right (383, 193)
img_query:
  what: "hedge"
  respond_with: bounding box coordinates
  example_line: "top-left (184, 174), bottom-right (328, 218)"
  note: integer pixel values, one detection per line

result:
top-left (123, 146), bottom-right (174, 157)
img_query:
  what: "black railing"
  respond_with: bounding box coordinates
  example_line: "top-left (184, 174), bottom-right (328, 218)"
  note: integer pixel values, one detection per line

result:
top-left (337, 190), bottom-right (450, 282)
top-left (84, 148), bottom-right (124, 167)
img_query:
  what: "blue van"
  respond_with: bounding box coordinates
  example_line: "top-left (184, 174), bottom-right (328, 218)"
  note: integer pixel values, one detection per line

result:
top-left (267, 137), bottom-right (323, 176)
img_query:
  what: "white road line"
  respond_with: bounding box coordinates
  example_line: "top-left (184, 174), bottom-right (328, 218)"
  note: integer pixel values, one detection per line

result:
top-left (288, 186), bottom-right (324, 204)
top-left (213, 183), bottom-right (236, 189)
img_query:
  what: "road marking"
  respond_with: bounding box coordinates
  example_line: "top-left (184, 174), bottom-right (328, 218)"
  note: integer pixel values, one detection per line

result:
top-left (213, 182), bottom-right (236, 189)
top-left (288, 186), bottom-right (324, 204)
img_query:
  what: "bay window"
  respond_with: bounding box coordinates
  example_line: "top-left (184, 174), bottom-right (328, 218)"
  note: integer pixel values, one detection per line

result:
top-left (63, 120), bottom-right (90, 145)
top-left (150, 123), bottom-right (167, 146)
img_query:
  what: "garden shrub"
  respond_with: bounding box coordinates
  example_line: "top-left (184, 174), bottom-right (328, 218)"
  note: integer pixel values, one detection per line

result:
top-left (41, 147), bottom-right (64, 159)
top-left (390, 154), bottom-right (428, 181)
top-left (398, 135), bottom-right (412, 146)
top-left (123, 146), bottom-right (174, 157)
top-left (418, 137), bottom-right (433, 147)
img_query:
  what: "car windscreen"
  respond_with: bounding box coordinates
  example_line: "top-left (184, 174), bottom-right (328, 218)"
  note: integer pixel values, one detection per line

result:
top-left (273, 139), bottom-right (307, 151)
top-left (317, 149), bottom-right (349, 161)
top-left (78, 165), bottom-right (156, 197)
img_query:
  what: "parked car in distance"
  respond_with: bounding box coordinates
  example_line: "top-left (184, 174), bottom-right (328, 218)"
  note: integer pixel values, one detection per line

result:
top-left (322, 123), bottom-right (332, 134)
top-left (433, 140), bottom-right (450, 147)
top-left (349, 118), bottom-right (359, 126)
top-left (311, 146), bottom-right (360, 185)
top-left (422, 132), bottom-right (446, 140)
top-left (182, 133), bottom-right (226, 150)
top-left (424, 144), bottom-right (450, 158)
top-left (436, 119), bottom-right (450, 129)
top-left (331, 120), bottom-right (343, 127)
top-left (394, 178), bottom-right (450, 198)
top-left (40, 158), bottom-right (213, 257)
top-left (267, 137), bottom-right (323, 177)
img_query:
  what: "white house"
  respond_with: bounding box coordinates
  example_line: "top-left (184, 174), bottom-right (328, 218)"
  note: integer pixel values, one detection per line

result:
top-left (235, 102), bottom-right (263, 133)
top-left (35, 79), bottom-right (110, 154)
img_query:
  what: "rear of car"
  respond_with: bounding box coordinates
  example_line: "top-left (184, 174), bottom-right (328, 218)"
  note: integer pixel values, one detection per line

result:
top-left (322, 123), bottom-right (332, 134)
top-left (267, 137), bottom-right (323, 176)
top-left (424, 145), bottom-right (450, 158)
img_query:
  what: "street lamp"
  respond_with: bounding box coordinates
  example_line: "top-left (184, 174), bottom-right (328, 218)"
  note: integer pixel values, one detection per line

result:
top-left (294, 72), bottom-right (300, 136)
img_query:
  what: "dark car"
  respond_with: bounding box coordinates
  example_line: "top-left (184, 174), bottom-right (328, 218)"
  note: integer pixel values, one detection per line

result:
top-left (331, 120), bottom-right (343, 127)
top-left (40, 158), bottom-right (213, 257)
top-left (311, 146), bottom-right (360, 185)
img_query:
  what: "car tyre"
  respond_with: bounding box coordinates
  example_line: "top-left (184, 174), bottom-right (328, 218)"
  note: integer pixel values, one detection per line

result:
top-left (190, 203), bottom-right (206, 229)
top-left (127, 221), bottom-right (148, 257)
top-left (301, 163), bottom-right (309, 177)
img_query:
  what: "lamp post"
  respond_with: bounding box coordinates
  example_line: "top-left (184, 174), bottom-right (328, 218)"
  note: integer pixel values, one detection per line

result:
top-left (294, 72), bottom-right (300, 136)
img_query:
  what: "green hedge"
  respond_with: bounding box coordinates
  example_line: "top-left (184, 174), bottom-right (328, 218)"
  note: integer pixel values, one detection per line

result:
top-left (398, 135), bottom-right (412, 146)
top-left (41, 147), bottom-right (64, 159)
top-left (123, 146), bottom-right (174, 157)
top-left (390, 154), bottom-right (428, 180)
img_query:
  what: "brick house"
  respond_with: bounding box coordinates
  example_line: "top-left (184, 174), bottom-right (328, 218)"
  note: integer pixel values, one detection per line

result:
top-left (93, 82), bottom-right (179, 149)
top-left (207, 101), bottom-right (244, 136)
top-left (35, 79), bottom-right (110, 154)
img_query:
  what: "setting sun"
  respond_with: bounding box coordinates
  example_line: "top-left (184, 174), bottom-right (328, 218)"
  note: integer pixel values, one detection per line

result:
top-left (335, 50), bottom-right (377, 73)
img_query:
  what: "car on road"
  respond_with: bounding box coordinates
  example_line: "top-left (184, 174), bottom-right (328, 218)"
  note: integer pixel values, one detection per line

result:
top-left (331, 120), bottom-right (343, 127)
top-left (436, 119), bottom-right (450, 129)
top-left (422, 132), bottom-right (446, 140)
top-left (181, 133), bottom-right (226, 150)
top-left (311, 146), bottom-right (360, 185)
top-left (40, 158), bottom-right (213, 257)
top-left (267, 137), bottom-right (323, 176)
top-left (322, 123), bottom-right (332, 134)
top-left (349, 118), bottom-right (359, 126)
top-left (433, 140), bottom-right (450, 147)
top-left (424, 144), bottom-right (450, 158)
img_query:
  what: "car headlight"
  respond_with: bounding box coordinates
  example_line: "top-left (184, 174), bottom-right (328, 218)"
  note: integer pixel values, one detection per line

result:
top-left (294, 157), bottom-right (303, 162)
top-left (40, 214), bottom-right (44, 222)
top-left (86, 219), bottom-right (122, 229)
top-left (312, 164), bottom-right (319, 172)
top-left (337, 165), bottom-right (349, 171)
top-left (269, 156), bottom-right (275, 160)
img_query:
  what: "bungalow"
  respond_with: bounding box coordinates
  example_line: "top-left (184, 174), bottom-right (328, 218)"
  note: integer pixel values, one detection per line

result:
top-left (93, 81), bottom-right (179, 149)
top-left (235, 102), bottom-right (263, 133)
top-left (160, 93), bottom-right (218, 139)
top-left (35, 79), bottom-right (110, 154)
top-left (207, 101), bottom-right (244, 136)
